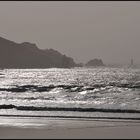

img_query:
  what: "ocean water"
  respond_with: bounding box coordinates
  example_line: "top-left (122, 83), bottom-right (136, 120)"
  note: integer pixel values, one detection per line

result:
top-left (0, 67), bottom-right (140, 128)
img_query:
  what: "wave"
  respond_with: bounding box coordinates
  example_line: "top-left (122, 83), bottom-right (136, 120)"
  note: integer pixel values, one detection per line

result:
top-left (0, 104), bottom-right (140, 113)
top-left (0, 85), bottom-right (84, 93)
top-left (0, 73), bottom-right (4, 78)
top-left (0, 82), bottom-right (140, 93)
top-left (0, 114), bottom-right (139, 121)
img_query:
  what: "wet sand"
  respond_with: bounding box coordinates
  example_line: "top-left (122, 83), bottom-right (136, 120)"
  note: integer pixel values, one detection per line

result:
top-left (0, 116), bottom-right (140, 139)
top-left (0, 124), bottom-right (140, 139)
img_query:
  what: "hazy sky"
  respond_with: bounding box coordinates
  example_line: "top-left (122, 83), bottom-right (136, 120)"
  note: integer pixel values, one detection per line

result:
top-left (0, 1), bottom-right (140, 65)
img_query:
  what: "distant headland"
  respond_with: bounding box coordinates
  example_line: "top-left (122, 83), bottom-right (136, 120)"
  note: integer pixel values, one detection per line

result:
top-left (0, 37), bottom-right (79, 68)
top-left (0, 36), bottom-right (105, 68)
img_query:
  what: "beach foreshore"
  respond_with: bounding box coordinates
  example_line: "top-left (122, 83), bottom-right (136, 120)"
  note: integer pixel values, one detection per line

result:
top-left (0, 122), bottom-right (140, 139)
top-left (0, 116), bottom-right (140, 139)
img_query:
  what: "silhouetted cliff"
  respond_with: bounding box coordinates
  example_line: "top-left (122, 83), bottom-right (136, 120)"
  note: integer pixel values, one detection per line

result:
top-left (85, 59), bottom-right (105, 67)
top-left (0, 37), bottom-right (77, 68)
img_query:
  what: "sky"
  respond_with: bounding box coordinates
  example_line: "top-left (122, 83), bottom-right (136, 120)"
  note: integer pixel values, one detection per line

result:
top-left (0, 1), bottom-right (140, 65)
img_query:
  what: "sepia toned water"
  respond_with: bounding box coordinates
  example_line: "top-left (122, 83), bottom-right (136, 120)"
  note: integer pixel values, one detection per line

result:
top-left (0, 67), bottom-right (140, 128)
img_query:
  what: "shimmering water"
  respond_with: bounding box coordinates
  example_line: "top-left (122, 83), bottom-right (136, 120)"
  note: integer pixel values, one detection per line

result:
top-left (0, 67), bottom-right (140, 126)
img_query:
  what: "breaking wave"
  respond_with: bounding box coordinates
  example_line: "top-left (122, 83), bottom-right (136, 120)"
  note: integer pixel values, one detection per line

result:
top-left (0, 83), bottom-right (140, 93)
top-left (0, 104), bottom-right (140, 113)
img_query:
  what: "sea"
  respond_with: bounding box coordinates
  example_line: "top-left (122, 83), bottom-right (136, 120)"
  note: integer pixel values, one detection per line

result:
top-left (0, 67), bottom-right (140, 129)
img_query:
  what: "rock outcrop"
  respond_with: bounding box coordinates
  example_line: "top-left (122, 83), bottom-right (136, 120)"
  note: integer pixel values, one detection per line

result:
top-left (86, 59), bottom-right (105, 67)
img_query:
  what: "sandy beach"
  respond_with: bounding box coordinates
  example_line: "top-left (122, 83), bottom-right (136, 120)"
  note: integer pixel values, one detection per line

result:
top-left (0, 125), bottom-right (140, 139)
top-left (0, 116), bottom-right (140, 139)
